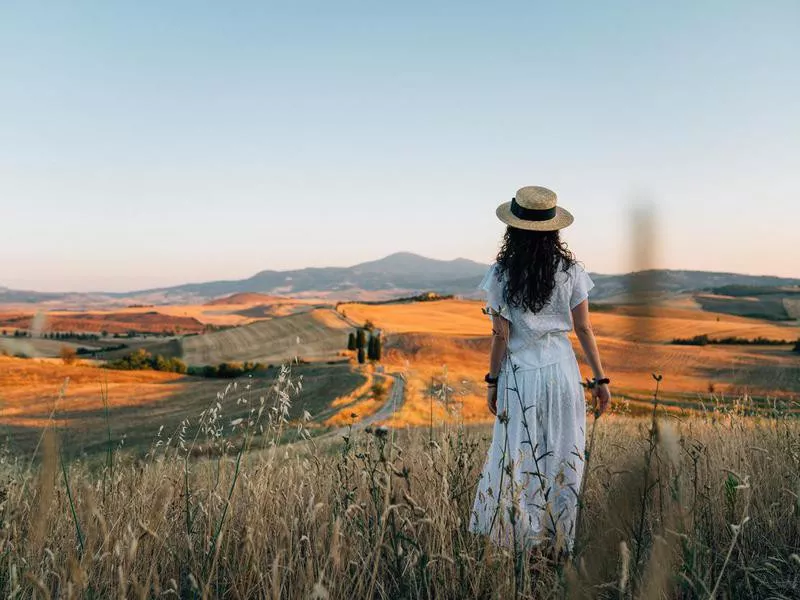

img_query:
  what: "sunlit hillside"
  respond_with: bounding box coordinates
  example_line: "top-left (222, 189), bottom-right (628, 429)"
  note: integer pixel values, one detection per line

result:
top-left (339, 298), bottom-right (800, 426)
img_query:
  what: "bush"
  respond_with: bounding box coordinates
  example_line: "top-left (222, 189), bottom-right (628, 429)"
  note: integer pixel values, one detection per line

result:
top-left (59, 346), bottom-right (78, 365)
top-left (217, 362), bottom-right (244, 378)
top-left (106, 349), bottom-right (186, 373)
top-left (187, 361), bottom-right (264, 378)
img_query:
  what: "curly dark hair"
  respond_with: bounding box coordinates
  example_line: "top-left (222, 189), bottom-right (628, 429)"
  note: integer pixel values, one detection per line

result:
top-left (495, 227), bottom-right (576, 313)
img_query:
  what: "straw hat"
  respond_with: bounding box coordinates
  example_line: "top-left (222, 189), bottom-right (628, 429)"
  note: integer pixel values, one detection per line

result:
top-left (496, 186), bottom-right (574, 231)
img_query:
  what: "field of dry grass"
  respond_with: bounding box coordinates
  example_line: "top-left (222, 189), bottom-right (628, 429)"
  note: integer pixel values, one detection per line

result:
top-left (0, 372), bottom-right (797, 598)
top-left (0, 310), bottom-right (206, 334)
top-left (341, 298), bottom-right (800, 342)
top-left (0, 356), bottom-right (366, 457)
top-left (0, 294), bottom-right (327, 336)
top-left (0, 356), bottom-right (186, 429)
top-left (340, 299), bottom-right (800, 427)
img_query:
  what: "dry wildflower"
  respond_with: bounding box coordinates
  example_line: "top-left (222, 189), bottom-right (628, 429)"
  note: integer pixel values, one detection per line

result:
top-left (655, 418), bottom-right (681, 467)
top-left (618, 540), bottom-right (630, 593)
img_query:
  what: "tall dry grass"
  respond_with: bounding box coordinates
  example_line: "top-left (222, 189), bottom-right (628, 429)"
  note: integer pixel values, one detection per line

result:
top-left (0, 367), bottom-right (798, 599)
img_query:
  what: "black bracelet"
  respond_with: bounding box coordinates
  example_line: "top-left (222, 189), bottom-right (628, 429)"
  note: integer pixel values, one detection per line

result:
top-left (594, 377), bottom-right (610, 385)
top-left (485, 373), bottom-right (499, 385)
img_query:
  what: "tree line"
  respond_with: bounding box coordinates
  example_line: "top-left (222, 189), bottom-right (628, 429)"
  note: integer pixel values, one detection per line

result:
top-left (672, 334), bottom-right (797, 347)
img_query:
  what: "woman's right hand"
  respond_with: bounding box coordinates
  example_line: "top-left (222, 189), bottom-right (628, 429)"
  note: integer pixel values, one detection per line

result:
top-left (593, 383), bottom-right (611, 415)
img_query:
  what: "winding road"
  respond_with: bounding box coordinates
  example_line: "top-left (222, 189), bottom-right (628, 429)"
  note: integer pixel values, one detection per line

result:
top-left (322, 372), bottom-right (405, 441)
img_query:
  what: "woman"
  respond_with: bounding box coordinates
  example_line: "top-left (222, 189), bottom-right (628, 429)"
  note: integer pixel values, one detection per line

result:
top-left (469, 186), bottom-right (610, 557)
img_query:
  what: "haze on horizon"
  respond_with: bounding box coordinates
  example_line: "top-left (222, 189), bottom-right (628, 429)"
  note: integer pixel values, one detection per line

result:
top-left (2, 2), bottom-right (798, 293)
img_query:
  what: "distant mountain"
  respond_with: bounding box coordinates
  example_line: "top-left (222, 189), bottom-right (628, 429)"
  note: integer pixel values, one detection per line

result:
top-left (589, 270), bottom-right (800, 303)
top-left (2, 255), bottom-right (799, 305)
top-left (121, 253), bottom-right (492, 302)
top-left (0, 286), bottom-right (65, 304)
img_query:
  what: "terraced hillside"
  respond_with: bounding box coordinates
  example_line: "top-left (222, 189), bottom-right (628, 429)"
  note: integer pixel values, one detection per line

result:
top-left (178, 308), bottom-right (352, 366)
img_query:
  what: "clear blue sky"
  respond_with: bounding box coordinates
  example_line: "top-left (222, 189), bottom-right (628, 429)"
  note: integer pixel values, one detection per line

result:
top-left (1, 1), bottom-right (798, 292)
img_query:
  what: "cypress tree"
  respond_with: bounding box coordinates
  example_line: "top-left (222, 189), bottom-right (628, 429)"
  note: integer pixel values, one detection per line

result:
top-left (347, 332), bottom-right (356, 350)
top-left (356, 329), bottom-right (366, 349)
top-left (357, 347), bottom-right (365, 364)
top-left (374, 335), bottom-right (382, 361)
top-left (367, 335), bottom-right (376, 360)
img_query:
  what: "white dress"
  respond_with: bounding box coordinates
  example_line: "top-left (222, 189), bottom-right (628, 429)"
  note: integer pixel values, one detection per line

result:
top-left (469, 261), bottom-right (594, 553)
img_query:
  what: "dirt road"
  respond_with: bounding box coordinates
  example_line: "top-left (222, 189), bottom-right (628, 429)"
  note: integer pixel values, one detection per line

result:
top-left (323, 372), bottom-right (405, 441)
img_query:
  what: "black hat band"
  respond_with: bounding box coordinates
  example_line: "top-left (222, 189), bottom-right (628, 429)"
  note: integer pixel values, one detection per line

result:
top-left (510, 198), bottom-right (557, 221)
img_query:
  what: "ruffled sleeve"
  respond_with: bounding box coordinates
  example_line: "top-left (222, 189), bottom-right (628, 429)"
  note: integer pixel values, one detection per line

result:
top-left (480, 264), bottom-right (511, 319)
top-left (569, 263), bottom-right (595, 309)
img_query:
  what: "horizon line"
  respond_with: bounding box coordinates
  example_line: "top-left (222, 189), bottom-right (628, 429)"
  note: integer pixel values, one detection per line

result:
top-left (2, 251), bottom-right (800, 296)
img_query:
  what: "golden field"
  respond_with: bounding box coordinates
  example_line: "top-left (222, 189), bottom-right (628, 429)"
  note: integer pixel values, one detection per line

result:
top-left (0, 294), bottom-right (324, 333)
top-left (0, 356), bottom-right (366, 456)
top-left (0, 296), bottom-right (798, 598)
top-left (0, 392), bottom-right (797, 598)
top-left (2, 294), bottom-right (797, 448)
top-left (340, 298), bottom-right (800, 425)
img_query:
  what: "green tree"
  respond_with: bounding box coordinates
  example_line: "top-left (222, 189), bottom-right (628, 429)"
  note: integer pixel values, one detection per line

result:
top-left (153, 354), bottom-right (170, 372)
top-left (374, 335), bottom-right (382, 361)
top-left (357, 347), bottom-right (365, 364)
top-left (167, 357), bottom-right (188, 374)
top-left (347, 332), bottom-right (356, 351)
top-left (793, 339), bottom-right (800, 353)
top-left (356, 329), bottom-right (366, 349)
top-left (217, 362), bottom-right (244, 378)
top-left (367, 335), bottom-right (375, 360)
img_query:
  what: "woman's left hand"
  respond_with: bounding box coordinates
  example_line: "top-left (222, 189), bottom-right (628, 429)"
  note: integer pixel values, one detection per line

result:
top-left (487, 386), bottom-right (498, 416)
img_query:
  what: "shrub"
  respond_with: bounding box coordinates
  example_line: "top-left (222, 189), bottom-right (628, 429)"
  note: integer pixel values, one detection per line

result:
top-left (217, 362), bottom-right (244, 378)
top-left (187, 361), bottom-right (263, 378)
top-left (59, 346), bottom-right (78, 365)
top-left (106, 349), bottom-right (186, 373)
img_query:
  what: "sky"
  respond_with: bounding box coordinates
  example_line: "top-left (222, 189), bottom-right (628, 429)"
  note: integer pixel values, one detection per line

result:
top-left (1, 1), bottom-right (798, 292)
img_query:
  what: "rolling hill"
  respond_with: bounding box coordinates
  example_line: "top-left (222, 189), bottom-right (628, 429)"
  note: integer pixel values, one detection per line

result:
top-left (174, 308), bottom-right (353, 366)
top-left (3, 253), bottom-right (799, 306)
